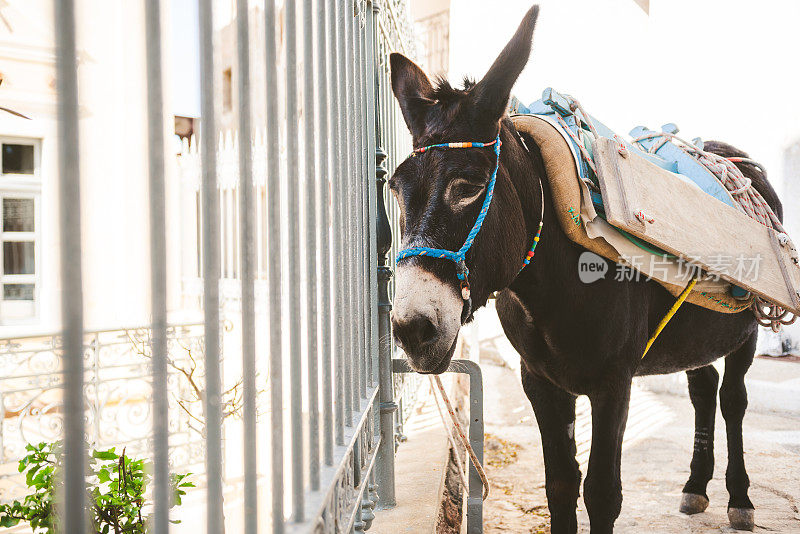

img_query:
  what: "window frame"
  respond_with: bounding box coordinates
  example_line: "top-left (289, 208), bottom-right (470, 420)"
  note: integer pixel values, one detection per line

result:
top-left (0, 136), bottom-right (42, 324)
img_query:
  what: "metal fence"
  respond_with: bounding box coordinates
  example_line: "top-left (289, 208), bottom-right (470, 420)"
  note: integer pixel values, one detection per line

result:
top-left (48, 0), bottom-right (416, 533)
top-left (0, 324), bottom-right (208, 500)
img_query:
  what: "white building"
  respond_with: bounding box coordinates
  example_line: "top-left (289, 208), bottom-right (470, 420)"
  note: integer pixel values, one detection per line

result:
top-left (410, 0), bottom-right (450, 77)
top-left (0, 0), bottom-right (184, 335)
top-left (0, 3), bottom-right (252, 529)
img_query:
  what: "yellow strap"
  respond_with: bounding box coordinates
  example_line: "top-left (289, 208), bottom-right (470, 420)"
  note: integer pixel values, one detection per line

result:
top-left (642, 276), bottom-right (700, 359)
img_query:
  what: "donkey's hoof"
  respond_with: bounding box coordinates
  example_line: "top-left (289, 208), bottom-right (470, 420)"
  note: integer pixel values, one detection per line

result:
top-left (679, 493), bottom-right (709, 515)
top-left (727, 508), bottom-right (755, 531)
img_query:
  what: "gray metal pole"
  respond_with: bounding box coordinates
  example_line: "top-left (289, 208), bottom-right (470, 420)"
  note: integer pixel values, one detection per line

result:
top-left (355, 5), bottom-right (368, 400)
top-left (198, 0), bottom-right (223, 531)
top-left (350, 1), bottom-right (365, 406)
top-left (365, 0), bottom-right (379, 392)
top-left (264, 0), bottom-right (285, 530)
top-left (143, 1), bottom-right (169, 532)
top-left (316, 0), bottom-right (335, 467)
top-left (330, 0), bottom-right (347, 444)
top-left (302, 0), bottom-right (321, 492)
top-left (234, 0), bottom-right (258, 532)
top-left (371, 0), bottom-right (397, 509)
top-left (392, 360), bottom-right (485, 533)
top-left (358, 7), bottom-right (372, 395)
top-left (364, 3), bottom-right (381, 518)
top-left (54, 0), bottom-right (86, 531)
top-left (284, 0), bottom-right (305, 522)
top-left (350, 3), bottom-right (362, 404)
top-left (342, 0), bottom-right (355, 424)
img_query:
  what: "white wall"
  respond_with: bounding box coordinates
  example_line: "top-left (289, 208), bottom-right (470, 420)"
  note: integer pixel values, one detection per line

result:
top-left (0, 0), bottom-right (181, 335)
top-left (0, 0), bottom-right (59, 331)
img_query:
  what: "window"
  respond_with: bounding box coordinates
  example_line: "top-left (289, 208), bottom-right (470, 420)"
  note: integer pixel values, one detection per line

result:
top-left (0, 138), bottom-right (40, 322)
top-left (2, 144), bottom-right (34, 174)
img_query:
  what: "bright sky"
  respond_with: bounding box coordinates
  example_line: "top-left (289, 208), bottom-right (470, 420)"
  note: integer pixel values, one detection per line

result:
top-left (449, 0), bottom-right (800, 194)
top-left (168, 0), bottom-right (800, 193)
top-left (170, 0), bottom-right (201, 118)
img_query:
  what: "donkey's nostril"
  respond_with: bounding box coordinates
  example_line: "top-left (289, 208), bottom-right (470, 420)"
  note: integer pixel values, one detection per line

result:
top-left (392, 314), bottom-right (438, 353)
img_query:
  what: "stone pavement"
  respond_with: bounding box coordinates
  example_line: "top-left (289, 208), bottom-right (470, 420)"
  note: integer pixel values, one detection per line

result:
top-left (371, 379), bottom-right (452, 534)
top-left (480, 357), bottom-right (800, 533)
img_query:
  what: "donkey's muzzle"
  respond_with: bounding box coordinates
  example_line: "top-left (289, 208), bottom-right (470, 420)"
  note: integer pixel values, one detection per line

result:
top-left (392, 313), bottom-right (438, 356)
top-left (391, 264), bottom-right (463, 373)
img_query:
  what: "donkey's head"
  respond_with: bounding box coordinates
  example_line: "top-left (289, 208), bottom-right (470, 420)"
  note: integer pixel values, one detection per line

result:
top-left (389, 6), bottom-right (540, 373)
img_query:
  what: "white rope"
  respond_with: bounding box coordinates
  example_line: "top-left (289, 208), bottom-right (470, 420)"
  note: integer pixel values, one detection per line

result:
top-left (430, 375), bottom-right (490, 500)
top-left (629, 131), bottom-right (785, 232)
top-left (428, 377), bottom-right (469, 492)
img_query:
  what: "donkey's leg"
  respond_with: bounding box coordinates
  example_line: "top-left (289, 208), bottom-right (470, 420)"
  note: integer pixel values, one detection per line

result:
top-left (721, 332), bottom-right (756, 531)
top-left (522, 367), bottom-right (580, 534)
top-left (584, 379), bottom-right (631, 534)
top-left (680, 365), bottom-right (719, 514)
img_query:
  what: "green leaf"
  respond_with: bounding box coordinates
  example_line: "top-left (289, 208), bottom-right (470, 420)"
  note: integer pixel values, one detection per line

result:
top-left (17, 456), bottom-right (30, 472)
top-left (0, 516), bottom-right (21, 527)
top-left (92, 449), bottom-right (118, 460)
top-left (98, 468), bottom-right (111, 483)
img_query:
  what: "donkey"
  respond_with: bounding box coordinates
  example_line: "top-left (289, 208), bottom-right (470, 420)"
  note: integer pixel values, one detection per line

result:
top-left (388, 5), bottom-right (781, 533)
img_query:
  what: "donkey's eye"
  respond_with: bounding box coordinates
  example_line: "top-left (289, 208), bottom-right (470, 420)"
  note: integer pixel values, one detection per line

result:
top-left (451, 180), bottom-right (484, 199)
top-left (446, 178), bottom-right (485, 211)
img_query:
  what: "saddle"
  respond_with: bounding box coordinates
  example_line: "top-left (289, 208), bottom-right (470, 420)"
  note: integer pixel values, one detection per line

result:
top-left (510, 89), bottom-right (800, 316)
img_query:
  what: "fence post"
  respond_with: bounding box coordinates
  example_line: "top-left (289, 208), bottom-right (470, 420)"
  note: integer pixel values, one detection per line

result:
top-left (54, 1), bottom-right (87, 531)
top-left (371, 0), bottom-right (397, 509)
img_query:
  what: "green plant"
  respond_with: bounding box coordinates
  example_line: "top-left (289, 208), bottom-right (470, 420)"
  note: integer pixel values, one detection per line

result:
top-left (0, 442), bottom-right (194, 534)
top-left (0, 442), bottom-right (58, 532)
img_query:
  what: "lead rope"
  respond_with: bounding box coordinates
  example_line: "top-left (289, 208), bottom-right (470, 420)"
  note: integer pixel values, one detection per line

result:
top-left (431, 375), bottom-right (490, 501)
top-left (429, 376), bottom-right (469, 492)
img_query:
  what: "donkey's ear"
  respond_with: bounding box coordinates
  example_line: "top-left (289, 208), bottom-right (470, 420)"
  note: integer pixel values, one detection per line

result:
top-left (471, 5), bottom-right (539, 126)
top-left (390, 53), bottom-right (435, 138)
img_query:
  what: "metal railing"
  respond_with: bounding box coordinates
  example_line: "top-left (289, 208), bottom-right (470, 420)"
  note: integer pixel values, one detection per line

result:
top-left (0, 324), bottom-right (209, 502)
top-left (47, 0), bottom-right (417, 533)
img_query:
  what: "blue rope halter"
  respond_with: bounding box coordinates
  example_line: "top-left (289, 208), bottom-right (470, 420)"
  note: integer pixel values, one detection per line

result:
top-left (396, 135), bottom-right (501, 299)
top-left (395, 133), bottom-right (545, 321)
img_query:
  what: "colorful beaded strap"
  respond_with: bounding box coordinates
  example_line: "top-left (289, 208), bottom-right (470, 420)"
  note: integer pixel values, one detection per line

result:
top-left (520, 220), bottom-right (543, 270)
top-left (396, 132), bottom-right (545, 321)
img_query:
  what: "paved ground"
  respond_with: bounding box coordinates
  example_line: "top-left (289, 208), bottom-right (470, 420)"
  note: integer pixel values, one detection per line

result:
top-left (480, 357), bottom-right (800, 533)
top-left (371, 378), bottom-right (452, 534)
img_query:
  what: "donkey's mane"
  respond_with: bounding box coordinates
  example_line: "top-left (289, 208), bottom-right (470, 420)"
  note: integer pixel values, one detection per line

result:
top-left (430, 76), bottom-right (475, 103)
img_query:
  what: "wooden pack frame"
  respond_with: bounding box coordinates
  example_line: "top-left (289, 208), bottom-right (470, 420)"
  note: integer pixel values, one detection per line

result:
top-left (512, 114), bottom-right (749, 314)
top-left (593, 137), bottom-right (800, 315)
